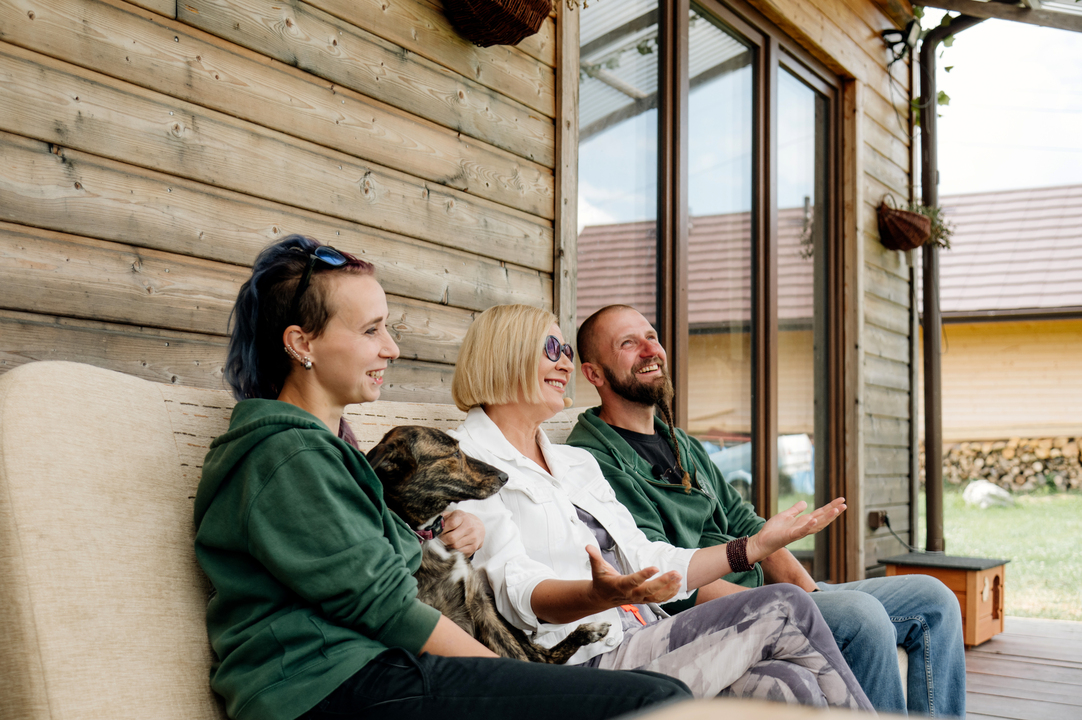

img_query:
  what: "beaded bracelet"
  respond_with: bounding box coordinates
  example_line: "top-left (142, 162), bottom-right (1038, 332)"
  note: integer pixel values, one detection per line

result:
top-left (726, 535), bottom-right (754, 573)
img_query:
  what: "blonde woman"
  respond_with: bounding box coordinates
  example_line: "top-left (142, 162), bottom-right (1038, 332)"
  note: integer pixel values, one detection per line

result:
top-left (450, 304), bottom-right (872, 708)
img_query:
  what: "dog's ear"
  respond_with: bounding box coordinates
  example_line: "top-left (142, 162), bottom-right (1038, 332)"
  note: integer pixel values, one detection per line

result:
top-left (366, 429), bottom-right (417, 481)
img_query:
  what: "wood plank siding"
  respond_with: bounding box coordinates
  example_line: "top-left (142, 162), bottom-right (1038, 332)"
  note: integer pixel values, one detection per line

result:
top-left (0, 0), bottom-right (570, 402)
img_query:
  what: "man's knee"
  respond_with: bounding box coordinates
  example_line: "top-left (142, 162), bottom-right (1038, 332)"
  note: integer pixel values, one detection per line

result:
top-left (895, 574), bottom-right (962, 628)
top-left (813, 589), bottom-right (895, 649)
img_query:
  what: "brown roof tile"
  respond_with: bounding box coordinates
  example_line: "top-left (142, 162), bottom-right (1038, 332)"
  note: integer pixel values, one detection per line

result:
top-left (576, 184), bottom-right (1082, 325)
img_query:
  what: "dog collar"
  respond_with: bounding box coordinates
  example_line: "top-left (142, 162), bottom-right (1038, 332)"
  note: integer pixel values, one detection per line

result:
top-left (415, 515), bottom-right (444, 543)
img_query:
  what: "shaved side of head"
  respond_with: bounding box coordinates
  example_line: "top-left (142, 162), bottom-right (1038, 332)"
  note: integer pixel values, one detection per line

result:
top-left (576, 304), bottom-right (636, 366)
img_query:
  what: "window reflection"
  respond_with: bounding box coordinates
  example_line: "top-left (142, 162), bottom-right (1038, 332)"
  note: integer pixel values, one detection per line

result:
top-left (776, 68), bottom-right (827, 551)
top-left (685, 8), bottom-right (755, 504)
top-left (576, 0), bottom-right (660, 408)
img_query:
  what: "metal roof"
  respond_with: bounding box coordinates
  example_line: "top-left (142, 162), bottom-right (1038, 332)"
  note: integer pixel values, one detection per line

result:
top-left (577, 206), bottom-right (812, 328)
top-left (936, 183), bottom-right (1082, 318)
top-left (576, 184), bottom-right (1082, 326)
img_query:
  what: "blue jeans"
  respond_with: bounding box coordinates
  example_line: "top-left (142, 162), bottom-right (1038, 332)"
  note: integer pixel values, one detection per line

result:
top-left (812, 574), bottom-right (966, 717)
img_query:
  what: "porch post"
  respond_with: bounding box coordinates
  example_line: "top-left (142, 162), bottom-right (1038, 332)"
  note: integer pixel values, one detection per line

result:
top-left (918, 14), bottom-right (983, 553)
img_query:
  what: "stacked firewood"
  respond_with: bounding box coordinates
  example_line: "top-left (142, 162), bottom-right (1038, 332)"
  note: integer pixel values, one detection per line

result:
top-left (919, 438), bottom-right (1082, 493)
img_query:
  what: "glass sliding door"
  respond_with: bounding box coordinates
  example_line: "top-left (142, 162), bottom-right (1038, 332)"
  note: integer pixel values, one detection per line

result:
top-left (573, 0), bottom-right (844, 578)
top-left (775, 65), bottom-right (829, 562)
top-left (684, 6), bottom-right (756, 502)
top-left (576, 1), bottom-right (661, 409)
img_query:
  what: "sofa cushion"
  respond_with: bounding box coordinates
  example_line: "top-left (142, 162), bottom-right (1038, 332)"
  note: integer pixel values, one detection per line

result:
top-left (0, 362), bottom-right (225, 720)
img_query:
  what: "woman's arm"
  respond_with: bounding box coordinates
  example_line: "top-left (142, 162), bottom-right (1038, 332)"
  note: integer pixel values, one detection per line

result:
top-left (420, 615), bottom-right (498, 657)
top-left (530, 545), bottom-right (682, 624)
top-left (686, 498), bottom-right (846, 589)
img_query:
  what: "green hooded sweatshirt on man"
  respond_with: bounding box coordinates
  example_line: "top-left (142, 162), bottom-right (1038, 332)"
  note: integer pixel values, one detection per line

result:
top-left (193, 399), bottom-right (439, 720)
top-left (565, 407), bottom-right (766, 611)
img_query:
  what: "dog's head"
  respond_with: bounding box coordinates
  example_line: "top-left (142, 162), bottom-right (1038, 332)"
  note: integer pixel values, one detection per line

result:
top-left (366, 426), bottom-right (508, 528)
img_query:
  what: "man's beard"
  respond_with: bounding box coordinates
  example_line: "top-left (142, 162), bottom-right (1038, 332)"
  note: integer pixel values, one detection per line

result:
top-left (601, 359), bottom-right (674, 409)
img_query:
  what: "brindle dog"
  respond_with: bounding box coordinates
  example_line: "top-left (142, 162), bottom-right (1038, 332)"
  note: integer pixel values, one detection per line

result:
top-left (367, 425), bottom-right (610, 664)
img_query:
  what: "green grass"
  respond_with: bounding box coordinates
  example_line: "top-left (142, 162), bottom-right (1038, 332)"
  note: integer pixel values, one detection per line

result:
top-left (918, 488), bottom-right (1082, 621)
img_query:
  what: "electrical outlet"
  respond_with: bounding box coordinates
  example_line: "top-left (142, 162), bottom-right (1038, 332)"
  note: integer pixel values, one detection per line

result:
top-left (868, 510), bottom-right (888, 530)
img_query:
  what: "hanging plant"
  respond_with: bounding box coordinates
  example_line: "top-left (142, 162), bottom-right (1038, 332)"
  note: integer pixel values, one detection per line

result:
top-left (876, 196), bottom-right (954, 252)
top-left (877, 197), bottom-right (930, 251)
top-left (907, 203), bottom-right (955, 250)
top-left (444, 0), bottom-right (551, 47)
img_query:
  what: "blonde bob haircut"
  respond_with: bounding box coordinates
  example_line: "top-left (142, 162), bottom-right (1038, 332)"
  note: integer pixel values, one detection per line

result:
top-left (452, 304), bottom-right (558, 412)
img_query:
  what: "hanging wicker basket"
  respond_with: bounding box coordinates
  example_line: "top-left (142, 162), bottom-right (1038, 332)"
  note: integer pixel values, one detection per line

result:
top-left (443, 0), bottom-right (551, 47)
top-left (877, 196), bottom-right (931, 251)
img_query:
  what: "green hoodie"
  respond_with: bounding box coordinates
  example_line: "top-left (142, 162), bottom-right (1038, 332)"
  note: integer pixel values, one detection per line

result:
top-left (193, 400), bottom-right (440, 720)
top-left (565, 407), bottom-right (766, 609)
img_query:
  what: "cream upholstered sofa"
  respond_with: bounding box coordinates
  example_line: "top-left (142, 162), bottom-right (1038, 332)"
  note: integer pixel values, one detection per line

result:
top-left (0, 361), bottom-right (586, 720)
top-left (0, 361), bottom-right (896, 720)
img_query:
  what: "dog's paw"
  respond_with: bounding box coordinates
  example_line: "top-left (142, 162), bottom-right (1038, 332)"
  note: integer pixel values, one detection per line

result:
top-left (579, 621), bottom-right (610, 643)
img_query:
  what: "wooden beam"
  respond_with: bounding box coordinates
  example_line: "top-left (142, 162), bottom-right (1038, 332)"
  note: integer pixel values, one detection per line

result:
top-left (918, 0), bottom-right (1082, 33)
top-left (0, 0), bottom-right (555, 218)
top-left (0, 43), bottom-right (554, 272)
top-left (0, 308), bottom-right (228, 388)
top-left (304, 0), bottom-right (557, 116)
top-left (177, 0), bottom-right (556, 166)
top-left (842, 79), bottom-right (865, 578)
top-left (0, 308), bottom-right (454, 402)
top-left (0, 221), bottom-right (480, 365)
top-left (553, 0), bottom-right (578, 374)
top-left (0, 133), bottom-right (551, 314)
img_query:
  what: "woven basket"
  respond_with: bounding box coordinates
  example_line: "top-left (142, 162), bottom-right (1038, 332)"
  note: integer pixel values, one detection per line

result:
top-left (877, 198), bottom-right (931, 251)
top-left (444, 0), bottom-right (551, 47)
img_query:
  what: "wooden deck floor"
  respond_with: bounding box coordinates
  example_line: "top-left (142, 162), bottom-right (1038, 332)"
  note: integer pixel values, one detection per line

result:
top-left (966, 616), bottom-right (1082, 720)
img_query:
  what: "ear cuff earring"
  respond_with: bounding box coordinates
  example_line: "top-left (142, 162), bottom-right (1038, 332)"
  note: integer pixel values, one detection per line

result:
top-left (284, 345), bottom-right (313, 370)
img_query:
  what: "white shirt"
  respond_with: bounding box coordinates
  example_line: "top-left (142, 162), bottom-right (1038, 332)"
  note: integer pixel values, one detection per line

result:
top-left (451, 407), bottom-right (696, 664)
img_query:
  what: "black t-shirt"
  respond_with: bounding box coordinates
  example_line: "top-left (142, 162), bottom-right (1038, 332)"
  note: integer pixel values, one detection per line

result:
top-left (610, 425), bottom-right (681, 484)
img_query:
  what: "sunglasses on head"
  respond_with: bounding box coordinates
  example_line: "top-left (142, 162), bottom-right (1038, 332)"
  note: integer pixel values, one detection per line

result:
top-left (288, 245), bottom-right (349, 322)
top-left (544, 335), bottom-right (574, 363)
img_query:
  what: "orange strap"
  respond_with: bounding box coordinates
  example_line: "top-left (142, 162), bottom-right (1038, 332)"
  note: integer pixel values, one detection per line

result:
top-left (620, 604), bottom-right (648, 626)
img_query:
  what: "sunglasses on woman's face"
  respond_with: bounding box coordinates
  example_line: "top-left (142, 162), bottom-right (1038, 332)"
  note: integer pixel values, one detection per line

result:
top-left (544, 335), bottom-right (574, 363)
top-left (288, 245), bottom-right (349, 322)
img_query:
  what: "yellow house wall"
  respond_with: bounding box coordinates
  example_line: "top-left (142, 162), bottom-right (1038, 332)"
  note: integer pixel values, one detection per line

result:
top-left (920, 319), bottom-right (1082, 441)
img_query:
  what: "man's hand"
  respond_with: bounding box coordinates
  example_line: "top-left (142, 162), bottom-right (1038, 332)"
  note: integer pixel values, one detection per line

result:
top-left (585, 545), bottom-right (682, 606)
top-left (748, 497), bottom-right (846, 563)
top-left (440, 510), bottom-right (485, 557)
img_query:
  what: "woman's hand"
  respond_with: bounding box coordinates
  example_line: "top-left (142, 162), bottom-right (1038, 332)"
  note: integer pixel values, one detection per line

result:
top-left (440, 510), bottom-right (485, 557)
top-left (747, 497), bottom-right (847, 563)
top-left (585, 545), bottom-right (682, 606)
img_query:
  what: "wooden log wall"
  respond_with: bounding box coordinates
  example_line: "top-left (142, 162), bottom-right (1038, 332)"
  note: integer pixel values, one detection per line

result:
top-left (746, 0), bottom-right (919, 576)
top-left (0, 0), bottom-right (572, 403)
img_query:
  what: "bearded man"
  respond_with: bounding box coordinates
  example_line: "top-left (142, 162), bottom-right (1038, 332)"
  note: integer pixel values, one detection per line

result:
top-left (565, 304), bottom-right (966, 717)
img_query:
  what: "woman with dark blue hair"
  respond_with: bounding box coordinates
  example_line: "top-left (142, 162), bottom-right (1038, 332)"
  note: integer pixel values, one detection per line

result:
top-left (192, 235), bottom-right (692, 720)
